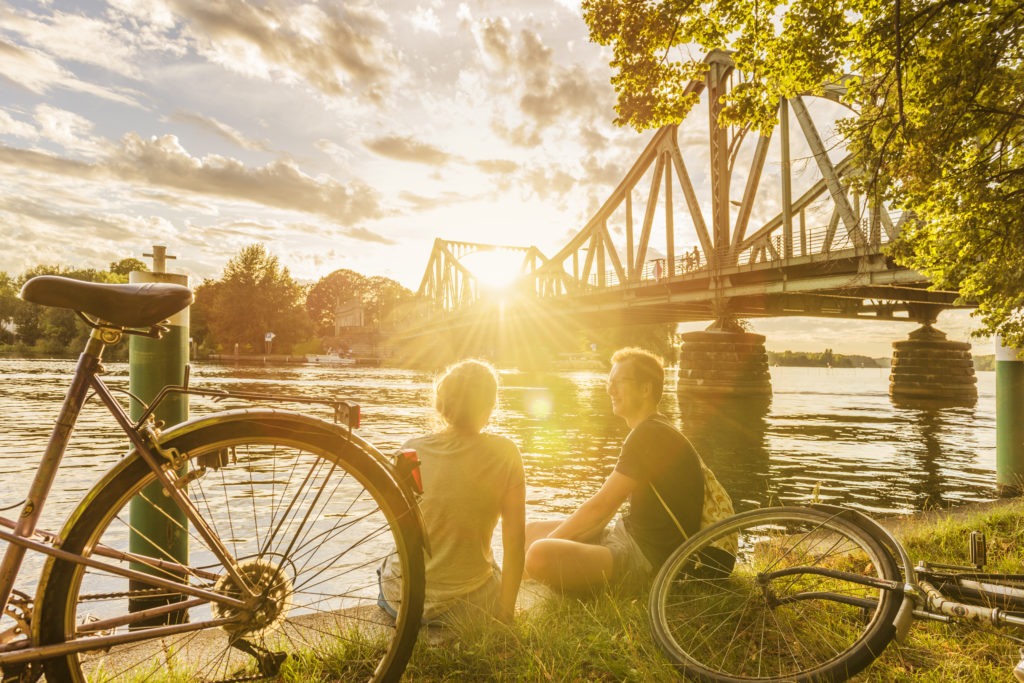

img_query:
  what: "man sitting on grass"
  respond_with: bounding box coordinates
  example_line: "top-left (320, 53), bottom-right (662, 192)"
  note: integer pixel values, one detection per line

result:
top-left (524, 347), bottom-right (704, 592)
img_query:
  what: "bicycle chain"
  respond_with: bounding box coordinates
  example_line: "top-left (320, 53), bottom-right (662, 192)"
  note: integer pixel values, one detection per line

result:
top-left (78, 587), bottom-right (178, 601)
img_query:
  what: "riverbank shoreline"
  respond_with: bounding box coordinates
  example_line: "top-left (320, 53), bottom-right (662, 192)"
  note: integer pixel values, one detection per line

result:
top-left (880, 494), bottom-right (1024, 536)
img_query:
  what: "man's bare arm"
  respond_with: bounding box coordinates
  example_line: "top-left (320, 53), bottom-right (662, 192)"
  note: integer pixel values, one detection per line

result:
top-left (546, 471), bottom-right (638, 542)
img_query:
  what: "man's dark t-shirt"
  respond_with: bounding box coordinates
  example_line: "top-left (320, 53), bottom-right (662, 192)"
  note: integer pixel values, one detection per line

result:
top-left (615, 413), bottom-right (703, 567)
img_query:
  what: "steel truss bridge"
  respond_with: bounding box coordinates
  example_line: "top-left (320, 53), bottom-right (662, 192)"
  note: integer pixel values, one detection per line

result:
top-left (401, 51), bottom-right (966, 353)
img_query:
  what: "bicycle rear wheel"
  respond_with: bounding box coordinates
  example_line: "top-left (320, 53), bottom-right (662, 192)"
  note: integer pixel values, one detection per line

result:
top-left (649, 506), bottom-right (901, 683)
top-left (36, 410), bottom-right (424, 682)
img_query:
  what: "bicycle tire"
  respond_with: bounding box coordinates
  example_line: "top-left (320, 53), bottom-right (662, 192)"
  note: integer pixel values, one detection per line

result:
top-left (649, 506), bottom-right (902, 683)
top-left (35, 409), bottom-right (425, 682)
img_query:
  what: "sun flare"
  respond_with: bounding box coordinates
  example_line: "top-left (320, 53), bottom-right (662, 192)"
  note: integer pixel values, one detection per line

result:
top-left (461, 249), bottom-right (524, 290)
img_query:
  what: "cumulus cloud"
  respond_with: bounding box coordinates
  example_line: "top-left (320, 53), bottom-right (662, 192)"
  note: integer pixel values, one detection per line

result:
top-left (167, 109), bottom-right (270, 151)
top-left (0, 135), bottom-right (383, 224)
top-left (166, 0), bottom-right (401, 101)
top-left (364, 135), bottom-right (454, 165)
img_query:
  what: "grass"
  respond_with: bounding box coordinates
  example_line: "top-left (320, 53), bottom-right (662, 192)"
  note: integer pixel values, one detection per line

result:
top-left (103, 500), bottom-right (1024, 681)
top-left (851, 502), bottom-right (1024, 682)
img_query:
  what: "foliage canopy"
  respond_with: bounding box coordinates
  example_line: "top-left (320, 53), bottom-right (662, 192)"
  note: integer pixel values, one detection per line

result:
top-left (583, 0), bottom-right (1024, 346)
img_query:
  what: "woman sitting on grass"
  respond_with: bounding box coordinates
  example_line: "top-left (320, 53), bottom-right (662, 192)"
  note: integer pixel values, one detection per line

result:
top-left (379, 359), bottom-right (525, 624)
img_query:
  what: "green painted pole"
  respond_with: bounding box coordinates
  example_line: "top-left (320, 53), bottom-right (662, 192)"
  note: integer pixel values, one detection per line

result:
top-left (128, 249), bottom-right (189, 623)
top-left (996, 335), bottom-right (1024, 497)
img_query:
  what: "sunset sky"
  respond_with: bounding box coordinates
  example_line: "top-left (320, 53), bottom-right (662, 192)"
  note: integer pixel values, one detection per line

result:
top-left (0, 0), bottom-right (988, 356)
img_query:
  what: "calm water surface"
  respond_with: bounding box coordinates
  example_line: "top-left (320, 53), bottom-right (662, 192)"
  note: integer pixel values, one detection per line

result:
top-left (0, 358), bottom-right (996, 591)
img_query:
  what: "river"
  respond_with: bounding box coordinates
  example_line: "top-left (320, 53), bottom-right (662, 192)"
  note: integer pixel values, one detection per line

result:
top-left (0, 358), bottom-right (996, 591)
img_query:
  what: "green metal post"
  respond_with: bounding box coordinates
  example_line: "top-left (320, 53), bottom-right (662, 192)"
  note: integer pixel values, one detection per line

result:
top-left (996, 335), bottom-right (1024, 497)
top-left (128, 249), bottom-right (190, 622)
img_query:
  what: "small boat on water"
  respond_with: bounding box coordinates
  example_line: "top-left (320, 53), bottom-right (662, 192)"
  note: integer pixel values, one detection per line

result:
top-left (305, 354), bottom-right (356, 365)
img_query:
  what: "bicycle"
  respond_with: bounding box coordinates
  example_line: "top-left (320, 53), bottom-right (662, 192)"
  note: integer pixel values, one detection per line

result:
top-left (648, 503), bottom-right (1024, 682)
top-left (0, 275), bottom-right (426, 682)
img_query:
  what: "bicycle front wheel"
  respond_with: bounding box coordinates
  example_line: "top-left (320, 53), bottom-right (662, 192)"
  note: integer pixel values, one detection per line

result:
top-left (649, 506), bottom-right (901, 683)
top-left (36, 410), bottom-right (424, 682)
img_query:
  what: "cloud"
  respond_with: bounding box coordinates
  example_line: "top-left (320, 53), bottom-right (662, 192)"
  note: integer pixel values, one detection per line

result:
top-left (0, 109), bottom-right (37, 139)
top-left (166, 0), bottom-right (401, 100)
top-left (345, 225), bottom-right (397, 244)
top-left (0, 195), bottom-right (171, 242)
top-left (364, 135), bottom-right (454, 165)
top-left (0, 134), bottom-right (383, 224)
top-left (470, 23), bottom-right (610, 148)
top-left (0, 5), bottom-right (145, 79)
top-left (523, 164), bottom-right (575, 201)
top-left (34, 104), bottom-right (101, 154)
top-left (0, 40), bottom-right (145, 107)
top-left (167, 109), bottom-right (270, 151)
top-left (410, 6), bottom-right (441, 34)
top-left (398, 190), bottom-right (473, 210)
top-left (475, 159), bottom-right (519, 174)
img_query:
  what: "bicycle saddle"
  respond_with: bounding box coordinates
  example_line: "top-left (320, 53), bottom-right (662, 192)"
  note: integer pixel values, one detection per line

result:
top-left (20, 275), bottom-right (194, 328)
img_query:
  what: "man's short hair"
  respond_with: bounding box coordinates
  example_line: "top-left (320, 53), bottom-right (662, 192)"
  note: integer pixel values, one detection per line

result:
top-left (610, 347), bottom-right (665, 404)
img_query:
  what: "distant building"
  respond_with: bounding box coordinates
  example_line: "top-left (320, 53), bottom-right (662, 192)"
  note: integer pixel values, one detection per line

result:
top-left (334, 300), bottom-right (366, 335)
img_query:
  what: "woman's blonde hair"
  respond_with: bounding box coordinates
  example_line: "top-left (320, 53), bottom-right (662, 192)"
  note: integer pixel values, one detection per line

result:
top-left (434, 359), bottom-right (499, 432)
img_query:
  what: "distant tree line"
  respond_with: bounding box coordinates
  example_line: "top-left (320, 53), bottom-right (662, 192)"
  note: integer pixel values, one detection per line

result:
top-left (0, 258), bottom-right (149, 357)
top-left (768, 349), bottom-right (879, 369)
top-left (0, 244), bottom-right (414, 358)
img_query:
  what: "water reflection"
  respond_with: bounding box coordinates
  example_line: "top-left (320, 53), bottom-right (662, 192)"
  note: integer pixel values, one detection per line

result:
top-left (0, 359), bottom-right (999, 557)
top-left (675, 394), bottom-right (771, 511)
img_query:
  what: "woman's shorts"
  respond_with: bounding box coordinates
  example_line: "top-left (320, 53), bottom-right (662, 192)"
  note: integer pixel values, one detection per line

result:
top-left (600, 517), bottom-right (653, 591)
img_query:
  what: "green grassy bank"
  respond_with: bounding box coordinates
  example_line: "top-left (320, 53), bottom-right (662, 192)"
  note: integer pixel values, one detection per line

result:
top-left (111, 501), bottom-right (1024, 682)
top-left (397, 502), bottom-right (1024, 682)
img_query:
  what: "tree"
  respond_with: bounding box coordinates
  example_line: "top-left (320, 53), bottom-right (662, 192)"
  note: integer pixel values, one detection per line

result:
top-left (109, 258), bottom-right (148, 278)
top-left (306, 270), bottom-right (413, 335)
top-left (11, 264), bottom-right (123, 350)
top-left (583, 0), bottom-right (1024, 346)
top-left (195, 244), bottom-right (310, 352)
top-left (0, 273), bottom-right (17, 344)
top-left (306, 269), bottom-right (371, 336)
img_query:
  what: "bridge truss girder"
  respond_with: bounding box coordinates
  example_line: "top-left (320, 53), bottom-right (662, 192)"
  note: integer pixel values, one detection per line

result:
top-left (417, 238), bottom-right (549, 313)
top-left (523, 50), bottom-right (907, 303)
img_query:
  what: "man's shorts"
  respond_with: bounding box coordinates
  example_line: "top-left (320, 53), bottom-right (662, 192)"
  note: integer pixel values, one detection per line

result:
top-left (599, 517), bottom-right (653, 591)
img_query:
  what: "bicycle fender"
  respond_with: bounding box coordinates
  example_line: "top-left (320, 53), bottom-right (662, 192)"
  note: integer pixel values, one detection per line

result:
top-left (54, 408), bottom-right (430, 561)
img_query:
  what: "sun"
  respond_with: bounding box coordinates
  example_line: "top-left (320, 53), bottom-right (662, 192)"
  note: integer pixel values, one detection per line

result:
top-left (461, 249), bottom-right (524, 290)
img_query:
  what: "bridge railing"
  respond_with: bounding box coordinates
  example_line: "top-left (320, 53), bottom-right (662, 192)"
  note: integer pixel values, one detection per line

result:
top-left (583, 216), bottom-right (901, 290)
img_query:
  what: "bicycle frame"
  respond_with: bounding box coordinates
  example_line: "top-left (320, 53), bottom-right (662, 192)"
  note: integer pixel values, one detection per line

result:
top-left (760, 507), bottom-right (1024, 636)
top-left (0, 326), bottom-right (253, 662)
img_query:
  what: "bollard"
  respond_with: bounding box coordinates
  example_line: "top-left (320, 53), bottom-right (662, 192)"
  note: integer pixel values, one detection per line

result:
top-left (996, 335), bottom-right (1024, 497)
top-left (127, 248), bottom-right (190, 623)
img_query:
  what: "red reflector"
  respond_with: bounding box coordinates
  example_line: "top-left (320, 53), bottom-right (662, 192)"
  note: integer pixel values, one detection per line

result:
top-left (401, 449), bottom-right (422, 493)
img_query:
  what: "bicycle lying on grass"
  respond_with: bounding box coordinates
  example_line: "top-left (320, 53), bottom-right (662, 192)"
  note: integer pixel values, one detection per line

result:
top-left (0, 276), bottom-right (426, 682)
top-left (649, 504), bottom-right (1024, 682)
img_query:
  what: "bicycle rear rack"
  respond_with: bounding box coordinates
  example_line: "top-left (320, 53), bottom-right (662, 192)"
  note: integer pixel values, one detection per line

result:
top-left (139, 385), bottom-right (360, 430)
